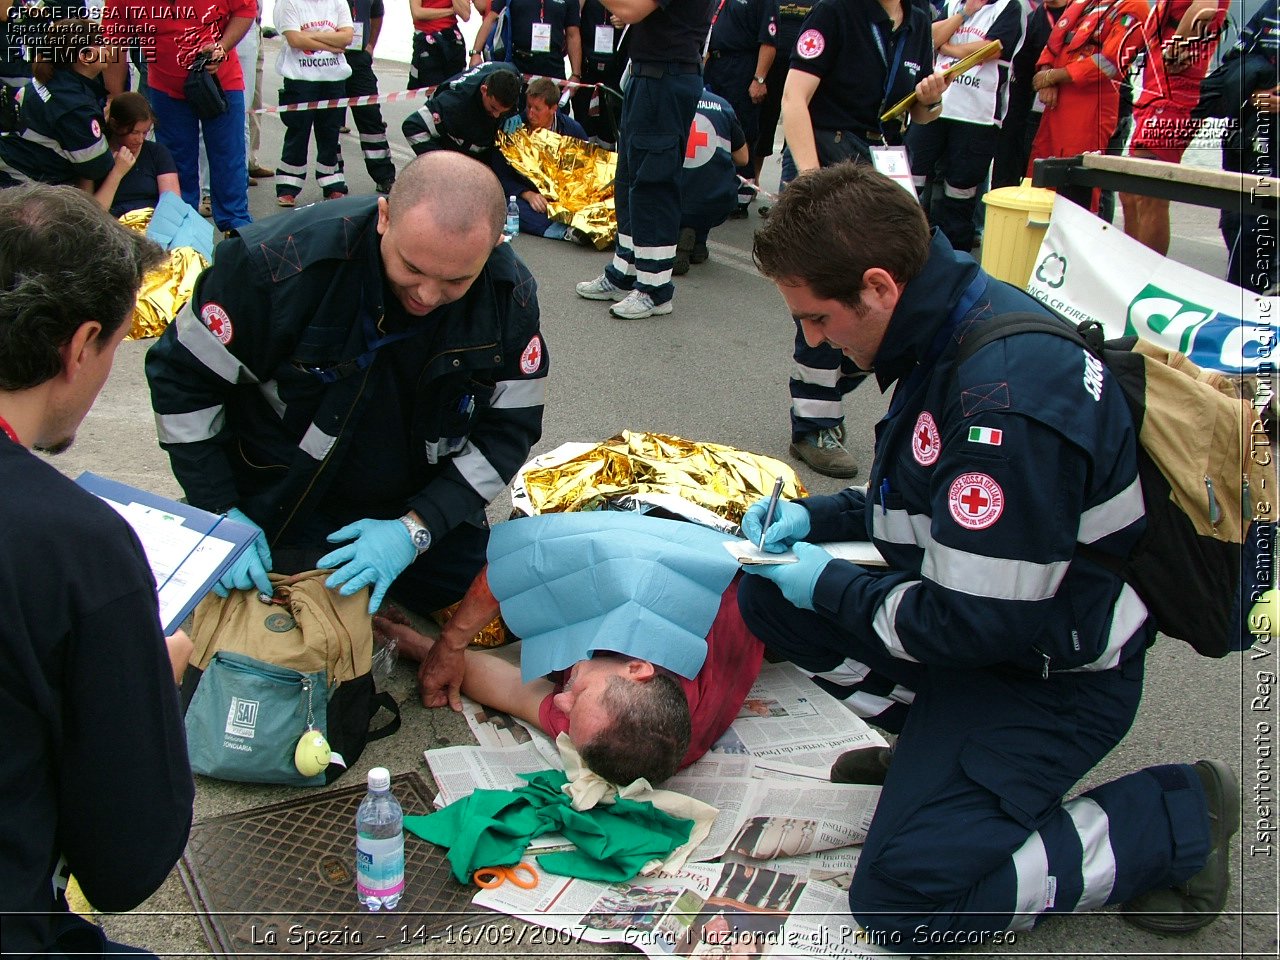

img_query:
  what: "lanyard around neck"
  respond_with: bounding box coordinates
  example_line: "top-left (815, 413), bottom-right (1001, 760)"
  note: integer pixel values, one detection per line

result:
top-left (0, 414), bottom-right (21, 445)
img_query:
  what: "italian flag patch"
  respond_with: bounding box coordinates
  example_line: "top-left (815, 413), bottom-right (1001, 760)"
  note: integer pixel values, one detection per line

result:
top-left (968, 426), bottom-right (1003, 446)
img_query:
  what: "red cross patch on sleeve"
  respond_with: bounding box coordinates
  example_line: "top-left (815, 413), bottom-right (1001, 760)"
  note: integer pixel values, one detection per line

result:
top-left (796, 29), bottom-right (825, 58)
top-left (947, 472), bottom-right (1004, 530)
top-left (912, 411), bottom-right (941, 466)
top-left (519, 335), bottom-right (543, 374)
top-left (201, 302), bottom-right (234, 345)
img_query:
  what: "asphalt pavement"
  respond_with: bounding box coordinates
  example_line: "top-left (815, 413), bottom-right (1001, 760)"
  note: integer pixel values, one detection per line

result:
top-left (46, 41), bottom-right (1277, 959)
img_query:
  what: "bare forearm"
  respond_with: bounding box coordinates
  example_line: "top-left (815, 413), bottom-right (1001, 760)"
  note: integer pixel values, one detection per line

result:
top-left (754, 43), bottom-right (775, 78)
top-left (460, 652), bottom-right (555, 729)
top-left (567, 28), bottom-right (583, 77)
top-left (441, 566), bottom-right (501, 650)
top-left (938, 37), bottom-right (989, 57)
top-left (288, 30), bottom-right (352, 50)
top-left (597, 0), bottom-right (659, 25)
top-left (220, 15), bottom-right (253, 50)
top-left (781, 81), bottom-right (818, 172)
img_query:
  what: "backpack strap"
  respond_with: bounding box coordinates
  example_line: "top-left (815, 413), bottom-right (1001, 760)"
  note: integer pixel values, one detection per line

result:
top-left (366, 690), bottom-right (402, 743)
top-left (953, 310), bottom-right (1104, 368)
top-left (949, 310), bottom-right (1129, 577)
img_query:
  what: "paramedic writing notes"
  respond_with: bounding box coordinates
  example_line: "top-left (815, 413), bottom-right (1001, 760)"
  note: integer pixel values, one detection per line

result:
top-left (758, 476), bottom-right (785, 551)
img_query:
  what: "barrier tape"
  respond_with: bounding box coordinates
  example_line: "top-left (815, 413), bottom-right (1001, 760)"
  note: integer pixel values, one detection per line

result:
top-left (251, 72), bottom-right (621, 115)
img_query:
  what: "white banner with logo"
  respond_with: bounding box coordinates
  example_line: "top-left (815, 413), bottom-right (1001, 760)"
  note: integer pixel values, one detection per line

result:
top-left (1025, 196), bottom-right (1278, 375)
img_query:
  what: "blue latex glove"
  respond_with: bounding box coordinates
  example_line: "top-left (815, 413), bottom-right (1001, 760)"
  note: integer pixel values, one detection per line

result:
top-left (740, 542), bottom-right (833, 611)
top-left (318, 518), bottom-right (417, 615)
top-left (215, 507), bottom-right (273, 597)
top-left (741, 498), bottom-right (811, 554)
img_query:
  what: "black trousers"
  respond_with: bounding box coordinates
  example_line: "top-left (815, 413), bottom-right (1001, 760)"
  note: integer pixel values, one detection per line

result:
top-left (409, 28), bottom-right (465, 90)
top-left (704, 50), bottom-right (758, 203)
top-left (571, 55), bottom-right (626, 144)
top-left (276, 78), bottom-right (348, 199)
top-left (343, 50), bottom-right (395, 185)
top-left (906, 118), bottom-right (999, 252)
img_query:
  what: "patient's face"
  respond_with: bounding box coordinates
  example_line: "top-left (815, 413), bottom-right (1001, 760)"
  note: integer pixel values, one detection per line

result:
top-left (525, 97), bottom-right (556, 130)
top-left (552, 656), bottom-right (631, 744)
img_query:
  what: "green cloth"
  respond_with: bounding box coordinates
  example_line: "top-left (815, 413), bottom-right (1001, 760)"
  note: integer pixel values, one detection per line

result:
top-left (405, 769), bottom-right (693, 884)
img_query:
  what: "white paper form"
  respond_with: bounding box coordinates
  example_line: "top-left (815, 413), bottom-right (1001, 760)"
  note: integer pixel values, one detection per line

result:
top-left (78, 472), bottom-right (257, 633)
top-left (105, 500), bottom-right (239, 629)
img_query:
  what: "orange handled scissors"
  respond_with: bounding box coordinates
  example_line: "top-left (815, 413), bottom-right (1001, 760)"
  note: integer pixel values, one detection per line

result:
top-left (473, 862), bottom-right (539, 889)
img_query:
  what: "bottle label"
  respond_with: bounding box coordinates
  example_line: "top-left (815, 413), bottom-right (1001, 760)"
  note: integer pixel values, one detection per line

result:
top-left (356, 834), bottom-right (405, 897)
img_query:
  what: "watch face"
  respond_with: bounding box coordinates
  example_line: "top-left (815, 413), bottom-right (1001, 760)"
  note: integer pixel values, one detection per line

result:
top-left (412, 529), bottom-right (432, 551)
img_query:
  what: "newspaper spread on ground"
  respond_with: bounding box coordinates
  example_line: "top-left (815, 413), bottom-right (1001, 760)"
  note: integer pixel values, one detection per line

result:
top-left (722, 783), bottom-right (880, 860)
top-left (458, 691), bottom-right (561, 762)
top-left (724, 663), bottom-right (889, 778)
top-left (421, 652), bottom-right (892, 954)
top-left (472, 859), bottom-right (896, 958)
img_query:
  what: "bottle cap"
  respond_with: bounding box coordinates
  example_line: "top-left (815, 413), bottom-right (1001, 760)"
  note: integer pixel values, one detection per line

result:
top-left (367, 767), bottom-right (391, 791)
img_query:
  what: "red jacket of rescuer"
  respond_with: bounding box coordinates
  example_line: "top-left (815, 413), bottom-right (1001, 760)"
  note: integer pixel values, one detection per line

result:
top-left (101, 0), bottom-right (258, 99)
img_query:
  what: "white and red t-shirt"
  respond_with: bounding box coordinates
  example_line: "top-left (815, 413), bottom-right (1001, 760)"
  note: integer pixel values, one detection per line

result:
top-left (275, 0), bottom-right (354, 80)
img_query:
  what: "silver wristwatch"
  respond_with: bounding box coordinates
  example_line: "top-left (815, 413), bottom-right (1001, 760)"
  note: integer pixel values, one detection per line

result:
top-left (399, 513), bottom-right (432, 554)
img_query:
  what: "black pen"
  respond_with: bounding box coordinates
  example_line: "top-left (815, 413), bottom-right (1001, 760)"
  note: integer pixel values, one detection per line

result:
top-left (757, 476), bottom-right (785, 550)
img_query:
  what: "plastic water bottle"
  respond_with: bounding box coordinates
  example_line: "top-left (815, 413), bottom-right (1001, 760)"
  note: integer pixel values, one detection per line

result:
top-left (355, 767), bottom-right (404, 910)
top-left (504, 196), bottom-right (520, 241)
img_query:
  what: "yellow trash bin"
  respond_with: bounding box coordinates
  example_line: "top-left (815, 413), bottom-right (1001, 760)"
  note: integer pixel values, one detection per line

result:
top-left (980, 183), bottom-right (1056, 287)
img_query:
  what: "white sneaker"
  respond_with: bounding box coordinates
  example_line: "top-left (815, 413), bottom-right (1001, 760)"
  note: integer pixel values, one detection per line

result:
top-left (576, 274), bottom-right (627, 301)
top-left (610, 290), bottom-right (673, 320)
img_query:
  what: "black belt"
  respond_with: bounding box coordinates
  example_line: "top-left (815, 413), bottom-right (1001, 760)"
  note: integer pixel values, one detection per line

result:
top-left (632, 61), bottom-right (701, 78)
top-left (825, 128), bottom-right (886, 146)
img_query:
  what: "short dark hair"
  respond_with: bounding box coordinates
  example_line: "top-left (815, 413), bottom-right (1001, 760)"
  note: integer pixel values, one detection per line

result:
top-left (580, 673), bottom-right (691, 786)
top-left (753, 163), bottom-right (930, 307)
top-left (483, 68), bottom-right (521, 109)
top-left (107, 91), bottom-right (156, 140)
top-left (389, 151), bottom-right (506, 243)
top-left (526, 77), bottom-right (559, 108)
top-left (0, 184), bottom-right (165, 391)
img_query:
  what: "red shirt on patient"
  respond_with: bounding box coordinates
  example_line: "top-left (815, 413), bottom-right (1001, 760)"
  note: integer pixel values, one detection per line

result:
top-left (539, 575), bottom-right (765, 770)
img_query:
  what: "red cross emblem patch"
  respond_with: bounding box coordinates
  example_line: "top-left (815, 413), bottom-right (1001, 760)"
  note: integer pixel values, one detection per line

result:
top-left (947, 472), bottom-right (1004, 530)
top-left (200, 302), bottom-right (233, 345)
top-left (911, 411), bottom-right (940, 466)
top-left (520, 335), bottom-right (543, 374)
top-left (685, 112), bottom-right (716, 167)
top-left (796, 28), bottom-right (825, 59)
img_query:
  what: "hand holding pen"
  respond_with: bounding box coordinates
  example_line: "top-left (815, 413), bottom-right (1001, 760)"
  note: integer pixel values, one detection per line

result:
top-left (757, 476), bottom-right (784, 549)
top-left (741, 482), bottom-right (812, 553)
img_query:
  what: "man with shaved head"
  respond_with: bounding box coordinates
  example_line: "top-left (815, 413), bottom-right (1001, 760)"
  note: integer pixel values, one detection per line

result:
top-left (146, 152), bottom-right (548, 617)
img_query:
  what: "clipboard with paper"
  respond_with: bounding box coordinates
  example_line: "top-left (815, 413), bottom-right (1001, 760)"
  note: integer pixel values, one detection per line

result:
top-left (76, 472), bottom-right (259, 633)
top-left (879, 39), bottom-right (1003, 123)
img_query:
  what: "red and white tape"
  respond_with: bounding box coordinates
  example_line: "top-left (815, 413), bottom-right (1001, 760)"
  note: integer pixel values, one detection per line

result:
top-left (252, 72), bottom-right (611, 115)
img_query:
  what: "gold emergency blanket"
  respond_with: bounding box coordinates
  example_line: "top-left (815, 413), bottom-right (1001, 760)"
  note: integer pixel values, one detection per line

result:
top-left (520, 430), bottom-right (807, 527)
top-left (498, 125), bottom-right (617, 249)
top-left (118, 208), bottom-right (208, 340)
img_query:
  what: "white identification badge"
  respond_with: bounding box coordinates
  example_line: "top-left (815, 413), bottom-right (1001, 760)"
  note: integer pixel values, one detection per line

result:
top-left (593, 23), bottom-right (614, 53)
top-left (352, 22), bottom-right (365, 49)
top-left (531, 21), bottom-right (552, 52)
top-left (870, 146), bottom-right (918, 199)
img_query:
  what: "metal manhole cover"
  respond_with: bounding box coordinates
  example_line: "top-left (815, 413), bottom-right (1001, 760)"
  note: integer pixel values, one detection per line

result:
top-left (178, 773), bottom-right (478, 955)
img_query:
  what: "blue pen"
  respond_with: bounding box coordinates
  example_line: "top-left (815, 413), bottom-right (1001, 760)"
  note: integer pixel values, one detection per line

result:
top-left (458, 394), bottom-right (474, 415)
top-left (757, 476), bottom-right (785, 550)
top-left (879, 478), bottom-right (890, 516)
